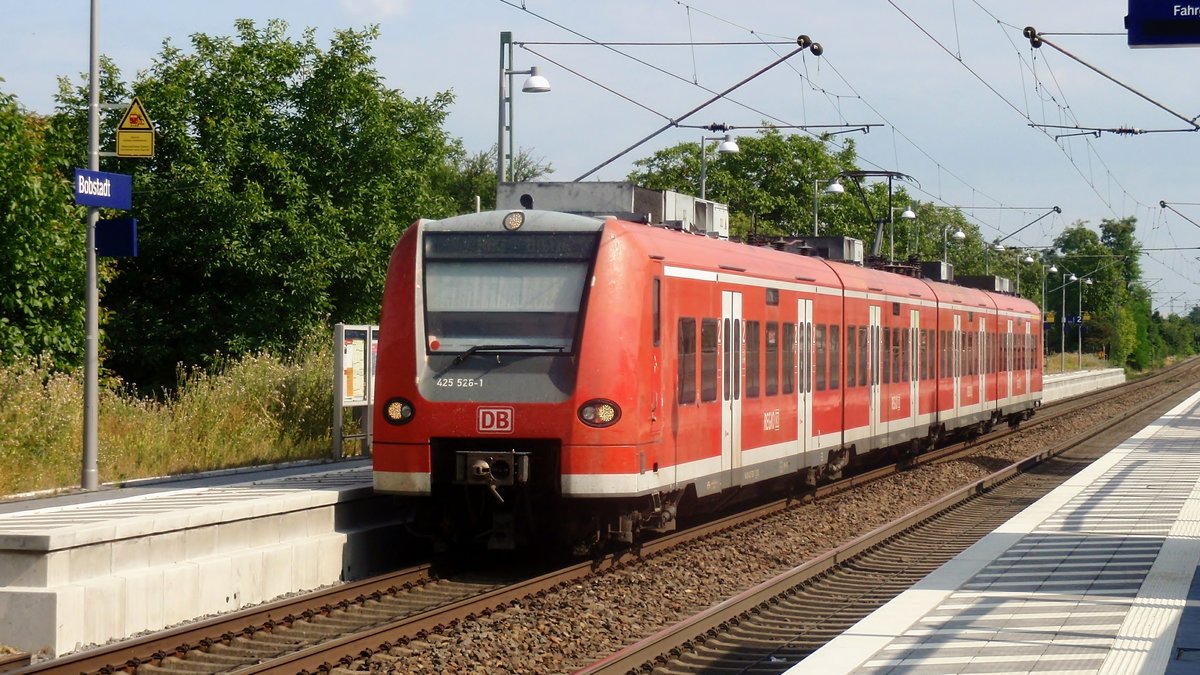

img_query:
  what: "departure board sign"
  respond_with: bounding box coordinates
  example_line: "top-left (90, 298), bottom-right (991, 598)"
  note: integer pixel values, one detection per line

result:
top-left (1127, 0), bottom-right (1200, 47)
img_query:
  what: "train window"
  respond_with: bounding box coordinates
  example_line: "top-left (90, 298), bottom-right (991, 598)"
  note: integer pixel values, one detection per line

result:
top-left (422, 231), bottom-right (599, 355)
top-left (802, 322), bottom-right (811, 393)
top-left (901, 329), bottom-right (910, 382)
top-left (984, 329), bottom-right (993, 372)
top-left (870, 325), bottom-right (878, 385)
top-left (815, 324), bottom-right (827, 391)
top-left (940, 330), bottom-right (948, 379)
top-left (734, 319), bottom-right (741, 400)
top-left (678, 318), bottom-right (697, 404)
top-left (829, 325), bottom-right (840, 390)
top-left (652, 278), bottom-right (661, 347)
top-left (920, 329), bottom-right (929, 381)
top-left (766, 288), bottom-right (780, 306)
top-left (782, 323), bottom-right (796, 394)
top-left (846, 325), bottom-right (857, 388)
top-left (892, 302), bottom-right (901, 316)
top-left (892, 328), bottom-right (902, 383)
top-left (746, 321), bottom-right (760, 398)
top-left (723, 319), bottom-right (731, 401)
top-left (882, 327), bottom-right (891, 385)
top-left (700, 319), bottom-right (718, 402)
top-left (858, 326), bottom-right (869, 387)
top-left (765, 322), bottom-right (779, 396)
top-left (967, 333), bottom-right (975, 376)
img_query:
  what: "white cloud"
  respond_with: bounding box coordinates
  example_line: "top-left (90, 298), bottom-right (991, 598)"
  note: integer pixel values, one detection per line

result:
top-left (339, 0), bottom-right (411, 19)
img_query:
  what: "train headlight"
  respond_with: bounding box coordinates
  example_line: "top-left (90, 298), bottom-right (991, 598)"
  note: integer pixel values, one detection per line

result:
top-left (578, 399), bottom-right (621, 428)
top-left (383, 397), bottom-right (416, 425)
top-left (503, 211), bottom-right (525, 231)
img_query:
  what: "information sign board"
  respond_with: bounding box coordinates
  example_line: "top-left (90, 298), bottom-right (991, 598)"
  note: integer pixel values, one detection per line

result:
top-left (1127, 0), bottom-right (1200, 47)
top-left (74, 169), bottom-right (132, 210)
top-left (116, 97), bottom-right (155, 158)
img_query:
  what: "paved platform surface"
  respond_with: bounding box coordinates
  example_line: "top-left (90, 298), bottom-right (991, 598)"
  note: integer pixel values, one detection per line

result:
top-left (792, 387), bottom-right (1200, 675)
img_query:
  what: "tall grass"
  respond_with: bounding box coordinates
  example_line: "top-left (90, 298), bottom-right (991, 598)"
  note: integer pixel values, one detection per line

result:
top-left (0, 336), bottom-right (335, 496)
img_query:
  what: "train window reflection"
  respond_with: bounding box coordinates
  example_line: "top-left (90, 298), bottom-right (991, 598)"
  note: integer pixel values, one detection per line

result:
top-left (424, 260), bottom-right (588, 353)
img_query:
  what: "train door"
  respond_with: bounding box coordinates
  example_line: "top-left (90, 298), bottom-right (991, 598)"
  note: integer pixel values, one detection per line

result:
top-left (797, 298), bottom-right (813, 462)
top-left (869, 305), bottom-right (882, 439)
top-left (1005, 319), bottom-right (1014, 401)
top-left (909, 310), bottom-right (919, 421)
top-left (650, 274), bottom-right (663, 442)
top-left (952, 314), bottom-right (962, 418)
top-left (1022, 321), bottom-right (1032, 396)
top-left (721, 291), bottom-right (742, 475)
top-left (978, 319), bottom-right (987, 408)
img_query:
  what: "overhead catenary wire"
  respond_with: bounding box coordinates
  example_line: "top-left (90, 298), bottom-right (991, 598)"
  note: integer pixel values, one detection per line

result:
top-left (573, 43), bottom-right (809, 181)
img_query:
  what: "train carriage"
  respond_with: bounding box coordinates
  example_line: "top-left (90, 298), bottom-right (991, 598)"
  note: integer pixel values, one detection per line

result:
top-left (372, 208), bottom-right (1042, 553)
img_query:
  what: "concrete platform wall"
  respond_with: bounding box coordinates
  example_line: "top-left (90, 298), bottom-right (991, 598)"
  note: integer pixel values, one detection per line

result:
top-left (1042, 367), bottom-right (1126, 403)
top-left (0, 468), bottom-right (404, 657)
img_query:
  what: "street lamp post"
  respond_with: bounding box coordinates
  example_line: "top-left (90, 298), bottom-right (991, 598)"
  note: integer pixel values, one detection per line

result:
top-left (1016, 252), bottom-right (1033, 296)
top-left (1061, 273), bottom-right (1077, 372)
top-left (497, 31), bottom-right (550, 203)
top-left (895, 205), bottom-right (916, 260)
top-left (1078, 277), bottom-right (1092, 370)
top-left (1040, 262), bottom-right (1057, 314)
top-left (812, 178), bottom-right (844, 235)
top-left (1040, 262), bottom-right (1057, 357)
top-left (986, 242), bottom-right (1004, 276)
top-left (698, 134), bottom-right (738, 200)
top-left (942, 225), bottom-right (965, 263)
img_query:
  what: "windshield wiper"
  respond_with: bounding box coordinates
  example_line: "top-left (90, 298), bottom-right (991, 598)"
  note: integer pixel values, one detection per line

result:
top-left (452, 344), bottom-right (566, 365)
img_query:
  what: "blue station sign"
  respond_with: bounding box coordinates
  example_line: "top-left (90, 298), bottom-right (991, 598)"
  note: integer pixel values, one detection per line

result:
top-left (74, 168), bottom-right (132, 210)
top-left (1127, 0), bottom-right (1200, 47)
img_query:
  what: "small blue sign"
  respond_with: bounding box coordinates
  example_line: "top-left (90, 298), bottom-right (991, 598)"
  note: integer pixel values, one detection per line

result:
top-left (74, 168), bottom-right (132, 210)
top-left (96, 217), bottom-right (137, 257)
top-left (1127, 0), bottom-right (1200, 47)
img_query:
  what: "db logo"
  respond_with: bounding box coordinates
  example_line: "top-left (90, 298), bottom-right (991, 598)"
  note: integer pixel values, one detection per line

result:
top-left (477, 407), bottom-right (514, 434)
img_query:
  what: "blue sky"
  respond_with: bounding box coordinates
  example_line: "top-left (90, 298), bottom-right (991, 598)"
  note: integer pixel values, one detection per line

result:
top-left (5, 0), bottom-right (1200, 315)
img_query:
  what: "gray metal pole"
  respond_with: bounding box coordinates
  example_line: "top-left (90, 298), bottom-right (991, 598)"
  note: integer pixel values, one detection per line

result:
top-left (1077, 282), bottom-right (1085, 370)
top-left (332, 324), bottom-right (344, 459)
top-left (813, 179), bottom-right (819, 236)
top-left (699, 138), bottom-right (708, 201)
top-left (1060, 281), bottom-right (1067, 372)
top-left (495, 31), bottom-right (511, 205)
top-left (82, 0), bottom-right (100, 490)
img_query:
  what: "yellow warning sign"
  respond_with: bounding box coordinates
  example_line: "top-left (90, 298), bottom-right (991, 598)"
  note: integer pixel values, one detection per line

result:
top-left (117, 97), bottom-right (154, 131)
top-left (116, 97), bottom-right (155, 158)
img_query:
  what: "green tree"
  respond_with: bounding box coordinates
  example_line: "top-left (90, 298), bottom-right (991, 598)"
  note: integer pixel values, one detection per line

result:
top-left (0, 89), bottom-right (86, 368)
top-left (54, 20), bottom-right (461, 390)
top-left (629, 128), bottom-right (857, 239)
top-left (437, 145), bottom-right (553, 215)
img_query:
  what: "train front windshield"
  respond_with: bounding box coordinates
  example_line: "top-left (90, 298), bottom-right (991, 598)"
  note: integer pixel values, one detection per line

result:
top-left (422, 231), bottom-right (600, 355)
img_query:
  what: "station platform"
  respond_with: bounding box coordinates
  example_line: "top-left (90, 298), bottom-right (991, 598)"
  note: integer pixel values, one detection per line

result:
top-left (793, 387), bottom-right (1200, 675)
top-left (0, 459), bottom-right (405, 658)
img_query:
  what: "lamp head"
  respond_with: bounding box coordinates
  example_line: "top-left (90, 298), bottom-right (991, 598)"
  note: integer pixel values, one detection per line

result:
top-left (717, 134), bottom-right (739, 154)
top-left (901, 206), bottom-right (916, 220)
top-left (1069, 274), bottom-right (1078, 281)
top-left (824, 179), bottom-right (845, 195)
top-left (1049, 264), bottom-right (1058, 273)
top-left (1024, 254), bottom-right (1034, 264)
top-left (521, 66), bottom-right (551, 93)
top-left (952, 229), bottom-right (966, 240)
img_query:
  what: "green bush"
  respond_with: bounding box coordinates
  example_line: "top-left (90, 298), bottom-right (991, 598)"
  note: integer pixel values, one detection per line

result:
top-left (0, 337), bottom-right (335, 496)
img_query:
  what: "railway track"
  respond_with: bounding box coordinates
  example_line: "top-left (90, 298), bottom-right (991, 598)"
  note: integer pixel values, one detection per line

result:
top-left (578, 360), bottom-right (1200, 674)
top-left (12, 361), bottom-right (1195, 675)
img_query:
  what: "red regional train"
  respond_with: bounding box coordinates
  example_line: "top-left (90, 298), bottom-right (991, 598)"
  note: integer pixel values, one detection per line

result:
top-left (372, 208), bottom-right (1042, 553)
